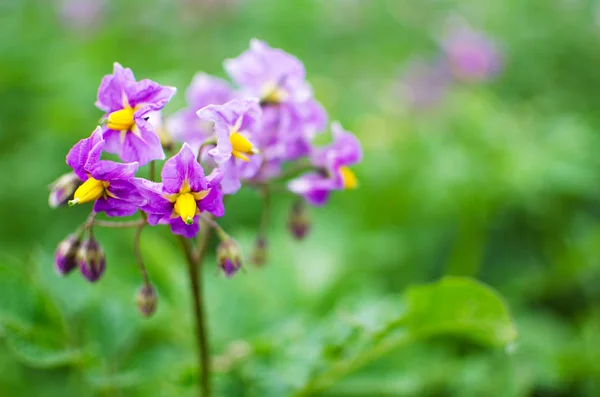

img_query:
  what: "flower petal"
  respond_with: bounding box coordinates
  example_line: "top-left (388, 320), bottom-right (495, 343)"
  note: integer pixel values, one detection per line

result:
top-left (169, 216), bottom-right (200, 238)
top-left (161, 143), bottom-right (207, 193)
top-left (96, 62), bottom-right (136, 113)
top-left (66, 127), bottom-right (105, 180)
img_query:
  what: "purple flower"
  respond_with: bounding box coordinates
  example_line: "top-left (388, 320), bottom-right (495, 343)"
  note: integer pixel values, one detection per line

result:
top-left (288, 122), bottom-right (362, 206)
top-left (135, 144), bottom-right (225, 238)
top-left (224, 39), bottom-right (327, 165)
top-left (96, 62), bottom-right (176, 166)
top-left (441, 19), bottom-right (502, 82)
top-left (197, 99), bottom-right (262, 194)
top-left (66, 127), bottom-right (144, 217)
top-left (167, 73), bottom-right (234, 153)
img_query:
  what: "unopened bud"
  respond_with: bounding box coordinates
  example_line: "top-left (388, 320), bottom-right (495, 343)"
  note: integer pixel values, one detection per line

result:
top-left (48, 172), bottom-right (82, 208)
top-left (136, 284), bottom-right (158, 317)
top-left (54, 234), bottom-right (81, 275)
top-left (250, 237), bottom-right (268, 266)
top-left (217, 238), bottom-right (242, 278)
top-left (76, 237), bottom-right (106, 282)
top-left (288, 200), bottom-right (311, 240)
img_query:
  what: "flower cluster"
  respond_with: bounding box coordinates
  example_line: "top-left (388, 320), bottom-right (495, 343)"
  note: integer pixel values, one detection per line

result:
top-left (50, 39), bottom-right (363, 289)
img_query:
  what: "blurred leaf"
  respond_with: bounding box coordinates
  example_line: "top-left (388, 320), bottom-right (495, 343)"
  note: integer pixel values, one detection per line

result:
top-left (293, 277), bottom-right (517, 395)
top-left (403, 277), bottom-right (518, 347)
top-left (3, 321), bottom-right (87, 369)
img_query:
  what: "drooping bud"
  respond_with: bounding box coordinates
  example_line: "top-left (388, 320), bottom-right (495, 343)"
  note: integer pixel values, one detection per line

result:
top-left (217, 238), bottom-right (243, 278)
top-left (76, 237), bottom-right (106, 282)
top-left (136, 284), bottom-right (158, 317)
top-left (250, 237), bottom-right (268, 266)
top-left (54, 234), bottom-right (81, 275)
top-left (288, 200), bottom-right (311, 240)
top-left (48, 172), bottom-right (82, 208)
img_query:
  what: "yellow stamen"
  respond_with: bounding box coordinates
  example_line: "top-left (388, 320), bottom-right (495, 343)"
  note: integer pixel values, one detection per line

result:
top-left (69, 177), bottom-right (108, 206)
top-left (230, 132), bottom-right (258, 162)
top-left (174, 193), bottom-right (197, 225)
top-left (339, 166), bottom-right (358, 190)
top-left (261, 81), bottom-right (288, 104)
top-left (107, 105), bottom-right (139, 131)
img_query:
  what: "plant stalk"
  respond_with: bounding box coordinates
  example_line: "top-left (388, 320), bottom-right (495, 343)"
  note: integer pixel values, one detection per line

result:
top-left (179, 223), bottom-right (213, 397)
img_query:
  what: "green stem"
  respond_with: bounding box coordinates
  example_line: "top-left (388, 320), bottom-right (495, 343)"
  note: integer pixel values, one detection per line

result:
top-left (199, 213), bottom-right (229, 241)
top-left (133, 220), bottom-right (150, 287)
top-left (295, 330), bottom-right (413, 396)
top-left (179, 225), bottom-right (213, 397)
top-left (94, 220), bottom-right (145, 229)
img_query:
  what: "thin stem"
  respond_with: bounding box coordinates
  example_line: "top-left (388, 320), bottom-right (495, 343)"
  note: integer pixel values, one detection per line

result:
top-left (149, 161), bottom-right (156, 182)
top-left (199, 213), bottom-right (229, 241)
top-left (179, 226), bottom-right (213, 397)
top-left (258, 186), bottom-right (271, 238)
top-left (94, 220), bottom-right (145, 229)
top-left (197, 139), bottom-right (216, 163)
top-left (133, 221), bottom-right (150, 287)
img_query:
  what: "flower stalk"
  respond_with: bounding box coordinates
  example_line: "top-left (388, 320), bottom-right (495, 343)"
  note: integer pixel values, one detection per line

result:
top-left (179, 221), bottom-right (213, 397)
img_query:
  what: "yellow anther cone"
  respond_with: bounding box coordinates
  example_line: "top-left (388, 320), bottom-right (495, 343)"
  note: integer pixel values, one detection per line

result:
top-left (69, 177), bottom-right (105, 206)
top-left (174, 193), bottom-right (197, 225)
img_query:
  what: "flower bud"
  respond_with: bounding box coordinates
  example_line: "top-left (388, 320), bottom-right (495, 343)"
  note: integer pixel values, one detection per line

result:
top-left (136, 284), bottom-right (158, 317)
top-left (288, 200), bottom-right (311, 240)
top-left (76, 237), bottom-right (106, 282)
top-left (217, 238), bottom-right (242, 278)
top-left (48, 172), bottom-right (82, 208)
top-left (250, 237), bottom-right (268, 266)
top-left (54, 234), bottom-right (81, 275)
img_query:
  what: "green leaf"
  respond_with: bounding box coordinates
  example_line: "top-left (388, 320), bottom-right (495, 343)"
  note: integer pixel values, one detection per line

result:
top-left (293, 278), bottom-right (517, 396)
top-left (3, 321), bottom-right (88, 369)
top-left (403, 277), bottom-right (518, 348)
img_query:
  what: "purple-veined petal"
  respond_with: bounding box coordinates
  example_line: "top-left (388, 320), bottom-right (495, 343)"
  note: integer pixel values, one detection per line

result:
top-left (161, 143), bottom-right (208, 193)
top-left (89, 160), bottom-right (138, 181)
top-left (169, 216), bottom-right (200, 238)
top-left (126, 80), bottom-right (176, 111)
top-left (66, 127), bottom-right (105, 180)
top-left (117, 121), bottom-right (166, 165)
top-left (93, 196), bottom-right (139, 217)
top-left (96, 62), bottom-right (136, 113)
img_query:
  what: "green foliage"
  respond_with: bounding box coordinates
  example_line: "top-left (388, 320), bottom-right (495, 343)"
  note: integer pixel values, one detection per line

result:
top-left (403, 277), bottom-right (518, 348)
top-left (2, 0), bottom-right (600, 395)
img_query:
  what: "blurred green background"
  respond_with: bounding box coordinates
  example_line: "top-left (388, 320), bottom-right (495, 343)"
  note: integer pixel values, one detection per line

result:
top-left (3, 0), bottom-right (600, 395)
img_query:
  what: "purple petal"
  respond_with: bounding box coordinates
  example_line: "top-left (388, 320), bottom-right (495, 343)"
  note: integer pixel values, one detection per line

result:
top-left (96, 62), bottom-right (136, 113)
top-left (161, 143), bottom-right (208, 194)
top-left (170, 216), bottom-right (200, 238)
top-left (146, 212), bottom-right (171, 226)
top-left (89, 160), bottom-right (138, 181)
top-left (311, 122), bottom-right (362, 169)
top-left (133, 178), bottom-right (173, 216)
top-left (115, 122), bottom-right (166, 166)
top-left (219, 159), bottom-right (242, 195)
top-left (187, 72), bottom-right (234, 110)
top-left (126, 80), bottom-right (176, 111)
top-left (66, 127), bottom-right (105, 180)
top-left (200, 99), bottom-right (261, 164)
top-left (93, 198), bottom-right (138, 217)
top-left (288, 172), bottom-right (334, 206)
top-left (224, 39), bottom-right (306, 96)
top-left (199, 176), bottom-right (225, 217)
